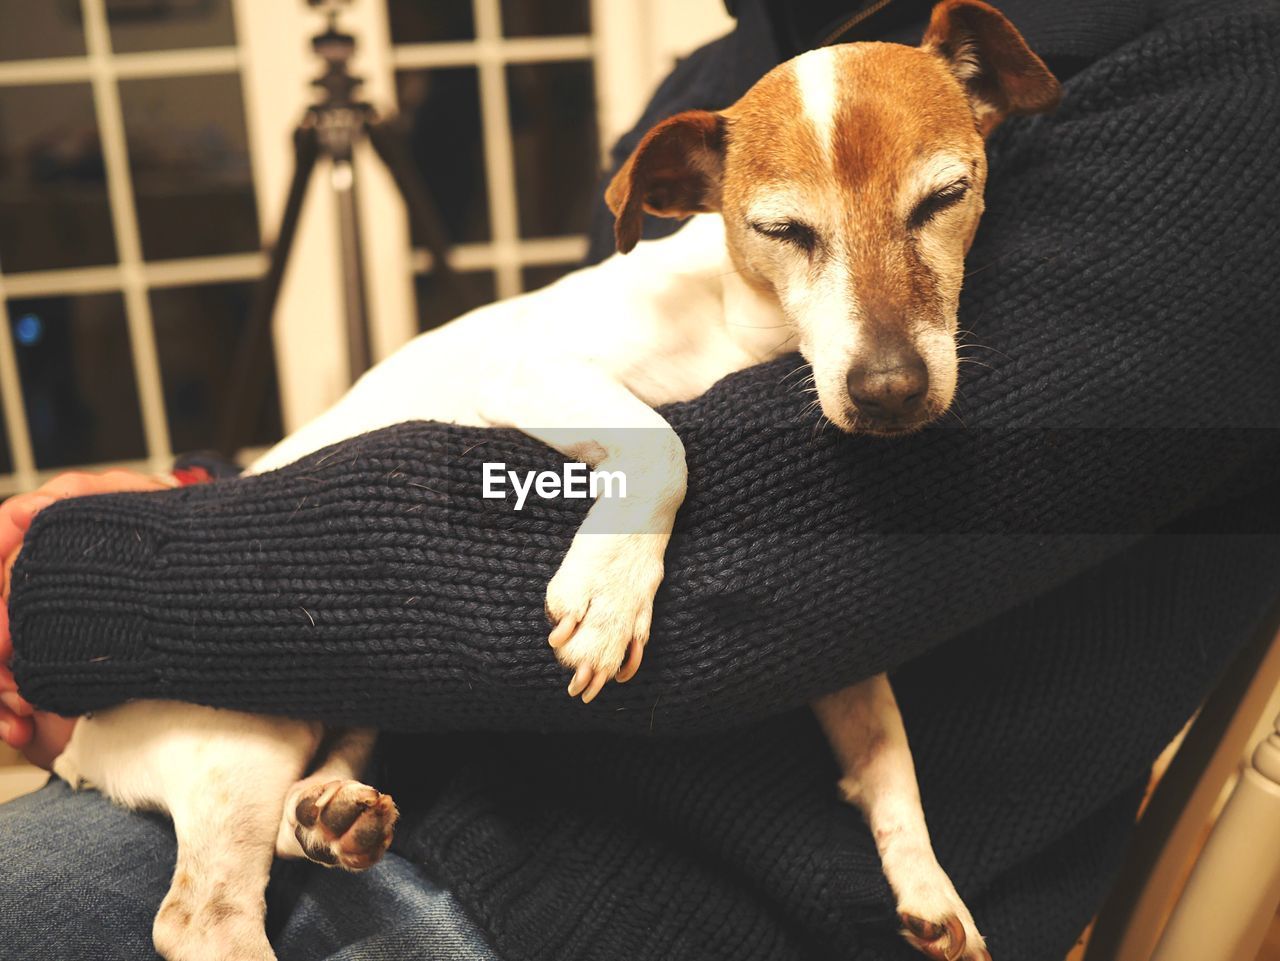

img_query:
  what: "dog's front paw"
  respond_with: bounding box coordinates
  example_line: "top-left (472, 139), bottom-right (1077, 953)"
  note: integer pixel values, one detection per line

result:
top-left (289, 779), bottom-right (398, 872)
top-left (546, 533), bottom-right (664, 703)
top-left (897, 881), bottom-right (988, 961)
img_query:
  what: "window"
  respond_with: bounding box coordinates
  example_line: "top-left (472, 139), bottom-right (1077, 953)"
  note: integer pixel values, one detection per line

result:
top-left (0, 0), bottom-right (733, 493)
top-left (0, 0), bottom-right (279, 494)
top-left (386, 0), bottom-right (597, 332)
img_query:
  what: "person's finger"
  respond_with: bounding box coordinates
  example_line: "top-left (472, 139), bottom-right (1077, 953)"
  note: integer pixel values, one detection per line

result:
top-left (4, 493), bottom-right (55, 536)
top-left (103, 468), bottom-right (173, 491)
top-left (39, 470), bottom-right (168, 499)
top-left (0, 514), bottom-right (24, 559)
top-left (23, 711), bottom-right (76, 771)
top-left (0, 690), bottom-right (32, 717)
top-left (0, 601), bottom-right (10, 660)
top-left (0, 660), bottom-right (33, 716)
top-left (34, 472), bottom-right (94, 501)
top-left (0, 711), bottom-right (32, 749)
top-left (0, 667), bottom-right (34, 717)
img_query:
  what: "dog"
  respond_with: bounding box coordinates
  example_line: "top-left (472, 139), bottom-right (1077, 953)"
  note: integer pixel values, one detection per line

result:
top-left (47, 4), bottom-right (1058, 959)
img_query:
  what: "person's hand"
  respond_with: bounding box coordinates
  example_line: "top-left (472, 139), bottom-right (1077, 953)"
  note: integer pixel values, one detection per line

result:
top-left (0, 470), bottom-right (174, 768)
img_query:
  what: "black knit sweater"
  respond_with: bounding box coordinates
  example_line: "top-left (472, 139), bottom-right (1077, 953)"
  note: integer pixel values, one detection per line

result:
top-left (10, 2), bottom-right (1280, 960)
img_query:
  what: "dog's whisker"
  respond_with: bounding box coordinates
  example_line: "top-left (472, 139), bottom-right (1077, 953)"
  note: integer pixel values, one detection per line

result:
top-left (955, 340), bottom-right (1011, 361)
top-left (780, 364), bottom-right (810, 384)
top-left (805, 402), bottom-right (836, 442)
top-left (962, 254), bottom-right (1009, 279)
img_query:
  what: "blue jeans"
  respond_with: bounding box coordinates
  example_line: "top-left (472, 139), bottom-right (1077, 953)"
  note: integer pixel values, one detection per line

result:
top-left (0, 778), bottom-right (498, 960)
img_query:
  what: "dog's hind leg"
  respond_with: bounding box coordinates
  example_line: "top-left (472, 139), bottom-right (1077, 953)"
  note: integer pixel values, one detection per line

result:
top-left (52, 702), bottom-right (322, 961)
top-left (813, 675), bottom-right (988, 961)
top-left (275, 726), bottom-right (398, 872)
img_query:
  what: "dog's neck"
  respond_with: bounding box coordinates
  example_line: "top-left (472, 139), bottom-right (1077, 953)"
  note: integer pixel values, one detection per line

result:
top-left (665, 214), bottom-right (795, 364)
top-left (585, 214), bottom-right (796, 408)
top-left (720, 254), bottom-right (795, 363)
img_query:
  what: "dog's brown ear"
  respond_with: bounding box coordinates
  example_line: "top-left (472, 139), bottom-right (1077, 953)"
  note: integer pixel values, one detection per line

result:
top-left (605, 110), bottom-right (727, 254)
top-left (922, 0), bottom-right (1061, 136)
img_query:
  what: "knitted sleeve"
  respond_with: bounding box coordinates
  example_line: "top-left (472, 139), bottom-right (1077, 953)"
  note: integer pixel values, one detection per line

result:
top-left (10, 4), bottom-right (1280, 735)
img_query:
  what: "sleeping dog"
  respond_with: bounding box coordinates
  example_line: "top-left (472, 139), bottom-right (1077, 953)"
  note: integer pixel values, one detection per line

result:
top-left (49, 4), bottom-right (1058, 959)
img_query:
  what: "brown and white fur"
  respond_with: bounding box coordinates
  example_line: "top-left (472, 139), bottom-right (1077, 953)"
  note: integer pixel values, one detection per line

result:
top-left (49, 5), bottom-right (1058, 960)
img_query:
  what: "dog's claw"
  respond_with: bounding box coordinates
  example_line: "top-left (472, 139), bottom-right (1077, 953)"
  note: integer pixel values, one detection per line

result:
top-left (548, 613), bottom-right (580, 649)
top-left (582, 671), bottom-right (609, 703)
top-left (615, 638), bottom-right (645, 683)
top-left (900, 913), bottom-right (967, 961)
top-left (545, 535), bottom-right (662, 703)
top-left (567, 665), bottom-right (592, 697)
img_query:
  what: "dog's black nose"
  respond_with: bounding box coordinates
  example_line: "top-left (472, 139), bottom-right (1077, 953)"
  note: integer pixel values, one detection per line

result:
top-left (846, 349), bottom-right (929, 423)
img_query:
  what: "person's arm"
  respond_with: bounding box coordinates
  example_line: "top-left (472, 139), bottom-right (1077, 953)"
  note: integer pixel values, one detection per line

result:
top-left (10, 0), bottom-right (1280, 737)
top-left (7, 397), bottom-right (1273, 740)
top-left (0, 470), bottom-right (175, 766)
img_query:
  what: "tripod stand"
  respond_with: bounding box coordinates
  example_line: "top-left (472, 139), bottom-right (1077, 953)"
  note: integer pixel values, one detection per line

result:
top-left (217, 10), bottom-right (470, 456)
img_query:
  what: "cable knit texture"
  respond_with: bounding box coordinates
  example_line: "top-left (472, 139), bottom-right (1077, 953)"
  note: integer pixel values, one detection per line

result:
top-left (9, 2), bottom-right (1280, 959)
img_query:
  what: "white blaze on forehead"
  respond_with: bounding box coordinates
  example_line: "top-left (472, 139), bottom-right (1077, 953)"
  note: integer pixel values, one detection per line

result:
top-left (792, 47), bottom-right (840, 161)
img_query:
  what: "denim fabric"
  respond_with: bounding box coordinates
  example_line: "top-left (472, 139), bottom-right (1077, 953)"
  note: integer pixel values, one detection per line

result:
top-left (0, 778), bottom-right (499, 961)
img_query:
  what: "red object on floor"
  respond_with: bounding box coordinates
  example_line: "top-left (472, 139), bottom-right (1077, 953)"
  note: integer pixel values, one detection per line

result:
top-left (171, 466), bottom-right (214, 487)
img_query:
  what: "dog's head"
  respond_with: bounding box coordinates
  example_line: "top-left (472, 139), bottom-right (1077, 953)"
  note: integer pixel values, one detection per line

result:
top-left (606, 0), bottom-right (1059, 434)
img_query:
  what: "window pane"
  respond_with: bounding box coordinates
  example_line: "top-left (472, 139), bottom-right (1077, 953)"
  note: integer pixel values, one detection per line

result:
top-left (506, 61), bottom-right (598, 238)
top-left (150, 280), bottom-right (282, 453)
top-left (106, 0), bottom-right (236, 53)
top-left (415, 269), bottom-right (494, 333)
top-left (0, 84), bottom-right (117, 272)
top-left (522, 263), bottom-right (575, 293)
top-left (0, 1), bottom-right (85, 60)
top-left (9, 293), bottom-right (147, 469)
top-left (500, 0), bottom-right (590, 37)
top-left (387, 0), bottom-right (474, 42)
top-left (119, 73), bottom-right (259, 261)
top-left (396, 68), bottom-right (490, 245)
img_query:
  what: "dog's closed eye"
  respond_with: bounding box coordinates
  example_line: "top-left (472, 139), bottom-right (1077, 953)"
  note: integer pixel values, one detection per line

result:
top-left (750, 218), bottom-right (818, 254)
top-left (908, 180), bottom-right (970, 230)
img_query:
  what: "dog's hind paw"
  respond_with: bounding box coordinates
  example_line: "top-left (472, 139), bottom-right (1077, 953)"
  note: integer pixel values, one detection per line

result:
top-left (288, 779), bottom-right (398, 872)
